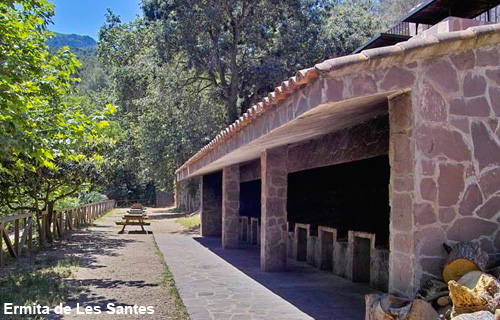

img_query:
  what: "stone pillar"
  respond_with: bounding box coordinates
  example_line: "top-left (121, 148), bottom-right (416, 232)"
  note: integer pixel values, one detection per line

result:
top-left (260, 147), bottom-right (288, 271)
top-left (200, 172), bottom-right (222, 237)
top-left (388, 92), bottom-right (418, 296)
top-left (222, 165), bottom-right (240, 249)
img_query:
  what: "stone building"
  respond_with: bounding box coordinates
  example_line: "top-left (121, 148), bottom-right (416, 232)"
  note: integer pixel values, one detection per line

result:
top-left (175, 1), bottom-right (500, 297)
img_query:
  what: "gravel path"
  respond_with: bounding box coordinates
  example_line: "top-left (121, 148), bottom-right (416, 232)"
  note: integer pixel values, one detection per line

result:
top-left (57, 208), bottom-right (184, 320)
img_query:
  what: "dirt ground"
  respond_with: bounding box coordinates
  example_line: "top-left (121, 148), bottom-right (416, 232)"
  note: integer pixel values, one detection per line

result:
top-left (55, 208), bottom-right (189, 320)
top-left (1, 207), bottom-right (190, 320)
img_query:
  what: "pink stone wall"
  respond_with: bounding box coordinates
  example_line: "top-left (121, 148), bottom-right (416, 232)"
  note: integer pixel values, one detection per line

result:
top-left (260, 146), bottom-right (288, 271)
top-left (411, 45), bottom-right (500, 285)
top-left (319, 43), bottom-right (500, 296)
top-left (222, 165), bottom-right (240, 249)
top-left (417, 17), bottom-right (491, 39)
top-left (288, 115), bottom-right (388, 173)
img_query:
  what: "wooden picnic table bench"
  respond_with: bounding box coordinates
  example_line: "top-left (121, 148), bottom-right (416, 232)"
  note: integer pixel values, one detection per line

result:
top-left (116, 214), bottom-right (150, 233)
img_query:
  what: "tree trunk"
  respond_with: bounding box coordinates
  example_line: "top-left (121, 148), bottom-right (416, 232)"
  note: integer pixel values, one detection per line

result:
top-left (443, 242), bottom-right (489, 283)
top-left (35, 210), bottom-right (43, 246)
top-left (45, 201), bottom-right (54, 243)
top-left (227, 17), bottom-right (240, 124)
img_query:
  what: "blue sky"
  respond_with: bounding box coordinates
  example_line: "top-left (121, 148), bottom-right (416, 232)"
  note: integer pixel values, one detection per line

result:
top-left (49, 0), bottom-right (142, 40)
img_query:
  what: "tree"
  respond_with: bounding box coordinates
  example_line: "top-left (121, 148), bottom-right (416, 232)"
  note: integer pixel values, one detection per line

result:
top-left (321, 0), bottom-right (384, 56)
top-left (98, 14), bottom-right (226, 194)
top-left (140, 0), bottom-right (337, 123)
top-left (379, 0), bottom-right (422, 25)
top-left (0, 0), bottom-right (114, 241)
top-left (96, 1), bottom-right (385, 196)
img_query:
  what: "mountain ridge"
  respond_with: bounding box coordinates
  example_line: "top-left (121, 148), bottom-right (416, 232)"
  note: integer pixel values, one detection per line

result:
top-left (47, 32), bottom-right (97, 49)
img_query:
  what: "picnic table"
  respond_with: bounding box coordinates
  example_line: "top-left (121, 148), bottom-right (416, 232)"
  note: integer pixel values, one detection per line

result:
top-left (115, 208), bottom-right (150, 233)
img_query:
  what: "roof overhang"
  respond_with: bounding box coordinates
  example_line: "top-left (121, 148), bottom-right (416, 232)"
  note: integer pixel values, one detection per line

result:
top-left (353, 33), bottom-right (412, 54)
top-left (402, 0), bottom-right (500, 25)
top-left (177, 94), bottom-right (391, 180)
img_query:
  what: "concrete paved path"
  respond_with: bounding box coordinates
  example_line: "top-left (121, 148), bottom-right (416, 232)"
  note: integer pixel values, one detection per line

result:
top-left (152, 215), bottom-right (376, 320)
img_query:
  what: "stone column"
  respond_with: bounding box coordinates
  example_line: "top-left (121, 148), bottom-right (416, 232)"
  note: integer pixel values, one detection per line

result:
top-left (222, 165), bottom-right (240, 249)
top-left (260, 146), bottom-right (288, 271)
top-left (200, 172), bottom-right (222, 237)
top-left (388, 92), bottom-right (418, 296)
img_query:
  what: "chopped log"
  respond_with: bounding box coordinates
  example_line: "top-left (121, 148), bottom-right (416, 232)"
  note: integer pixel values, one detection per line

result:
top-left (365, 294), bottom-right (438, 320)
top-left (448, 271), bottom-right (500, 317)
top-left (458, 271), bottom-right (483, 289)
top-left (443, 242), bottom-right (489, 283)
top-left (451, 311), bottom-right (495, 320)
top-left (418, 278), bottom-right (449, 302)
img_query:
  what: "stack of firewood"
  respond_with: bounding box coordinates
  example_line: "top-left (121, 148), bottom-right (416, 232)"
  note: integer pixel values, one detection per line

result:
top-left (366, 241), bottom-right (500, 320)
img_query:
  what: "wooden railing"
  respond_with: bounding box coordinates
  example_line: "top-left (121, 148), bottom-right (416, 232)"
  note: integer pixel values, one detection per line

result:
top-left (114, 199), bottom-right (154, 208)
top-left (0, 200), bottom-right (115, 266)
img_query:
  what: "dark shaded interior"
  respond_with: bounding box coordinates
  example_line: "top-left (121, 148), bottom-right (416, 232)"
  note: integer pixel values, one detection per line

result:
top-left (297, 227), bottom-right (307, 261)
top-left (242, 219), bottom-right (248, 242)
top-left (204, 171), bottom-right (223, 207)
top-left (352, 237), bottom-right (371, 283)
top-left (251, 220), bottom-right (258, 244)
top-left (320, 230), bottom-right (334, 270)
top-left (240, 180), bottom-right (261, 218)
top-left (287, 155), bottom-right (390, 247)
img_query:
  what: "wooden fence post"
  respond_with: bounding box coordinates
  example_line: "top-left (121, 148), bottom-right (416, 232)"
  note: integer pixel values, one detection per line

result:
top-left (14, 219), bottom-right (19, 255)
top-left (28, 218), bottom-right (33, 250)
top-left (0, 225), bottom-right (3, 266)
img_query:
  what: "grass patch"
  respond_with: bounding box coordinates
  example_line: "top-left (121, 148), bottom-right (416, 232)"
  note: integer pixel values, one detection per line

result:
top-left (175, 214), bottom-right (200, 231)
top-left (153, 240), bottom-right (190, 319)
top-left (0, 256), bottom-right (80, 319)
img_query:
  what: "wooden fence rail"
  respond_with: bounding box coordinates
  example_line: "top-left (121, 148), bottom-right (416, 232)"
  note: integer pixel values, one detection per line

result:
top-left (0, 200), bottom-right (115, 266)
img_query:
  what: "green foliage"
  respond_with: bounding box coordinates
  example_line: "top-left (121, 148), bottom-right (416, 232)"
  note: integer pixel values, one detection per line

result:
top-left (0, 1), bottom-right (114, 226)
top-left (97, 1), bottom-right (383, 196)
top-left (175, 214), bottom-right (201, 231)
top-left (141, 0), bottom-right (336, 122)
top-left (81, 190), bottom-right (108, 203)
top-left (98, 13), bottom-right (226, 194)
top-left (322, 0), bottom-right (384, 56)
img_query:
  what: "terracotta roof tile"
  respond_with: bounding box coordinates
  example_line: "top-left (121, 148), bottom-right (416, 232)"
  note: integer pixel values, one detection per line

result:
top-left (175, 24), bottom-right (500, 176)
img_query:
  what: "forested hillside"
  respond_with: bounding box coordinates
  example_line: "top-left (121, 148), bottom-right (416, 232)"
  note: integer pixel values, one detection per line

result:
top-left (47, 32), bottom-right (96, 48)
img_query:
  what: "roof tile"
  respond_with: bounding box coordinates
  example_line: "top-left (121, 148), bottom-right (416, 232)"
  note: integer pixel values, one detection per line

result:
top-left (175, 24), bottom-right (500, 176)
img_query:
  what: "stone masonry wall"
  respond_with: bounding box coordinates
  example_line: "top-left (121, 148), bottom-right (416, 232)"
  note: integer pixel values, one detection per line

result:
top-left (317, 43), bottom-right (500, 296)
top-left (260, 146), bottom-right (288, 271)
top-left (288, 115), bottom-right (389, 173)
top-left (222, 165), bottom-right (240, 249)
top-left (239, 115), bottom-right (388, 183)
top-left (411, 46), bottom-right (500, 284)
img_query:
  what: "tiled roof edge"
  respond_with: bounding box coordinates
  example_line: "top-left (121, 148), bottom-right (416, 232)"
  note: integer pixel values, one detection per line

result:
top-left (175, 23), bottom-right (500, 175)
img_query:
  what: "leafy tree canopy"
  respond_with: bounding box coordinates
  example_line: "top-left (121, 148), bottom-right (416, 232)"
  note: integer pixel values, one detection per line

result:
top-left (0, 0), bottom-right (114, 237)
top-left (96, 0), bottom-right (384, 196)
